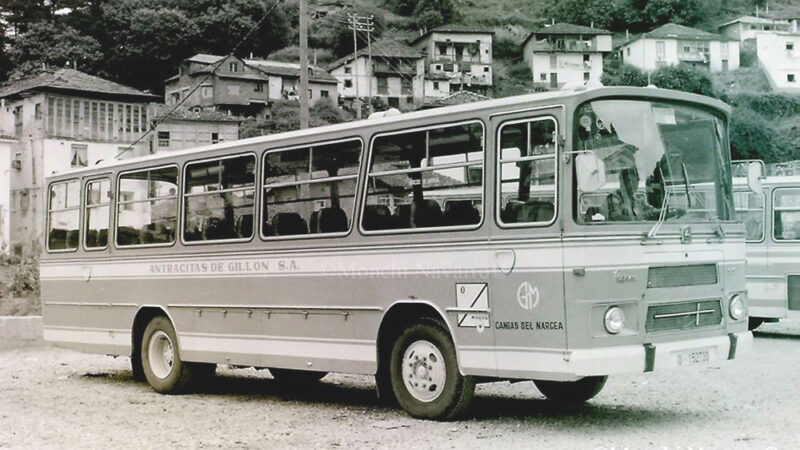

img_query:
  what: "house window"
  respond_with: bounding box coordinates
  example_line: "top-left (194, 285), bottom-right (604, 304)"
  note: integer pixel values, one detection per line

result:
top-left (158, 131), bottom-right (170, 147)
top-left (211, 132), bottom-right (219, 144)
top-left (344, 79), bottom-right (353, 88)
top-left (377, 76), bottom-right (388, 95)
top-left (254, 82), bottom-right (264, 92)
top-left (433, 81), bottom-right (439, 90)
top-left (406, 97), bottom-right (414, 104)
top-left (344, 67), bottom-right (352, 74)
top-left (388, 97), bottom-right (399, 108)
top-left (35, 103), bottom-right (42, 120)
top-left (435, 64), bottom-right (442, 71)
top-left (549, 54), bottom-right (557, 69)
top-left (70, 144), bottom-right (88, 168)
top-left (540, 73), bottom-right (547, 81)
top-left (789, 74), bottom-right (796, 82)
top-left (583, 54), bottom-right (590, 63)
top-left (13, 105), bottom-right (22, 135)
top-left (201, 86), bottom-right (213, 98)
top-left (483, 66), bottom-right (489, 72)
top-left (788, 42), bottom-right (795, 50)
top-left (656, 41), bottom-right (665, 59)
top-left (683, 45), bottom-right (691, 53)
top-left (626, 47), bottom-right (630, 56)
top-left (229, 62), bottom-right (239, 72)
top-left (308, 89), bottom-right (313, 99)
top-left (321, 90), bottom-right (329, 97)
top-left (401, 78), bottom-right (412, 95)
top-left (170, 92), bottom-right (181, 103)
top-left (583, 72), bottom-right (590, 81)
top-left (438, 44), bottom-right (448, 55)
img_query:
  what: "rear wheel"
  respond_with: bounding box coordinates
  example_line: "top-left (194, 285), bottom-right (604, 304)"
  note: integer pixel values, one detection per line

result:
top-left (748, 317), bottom-right (765, 331)
top-left (269, 368), bottom-right (327, 383)
top-left (390, 319), bottom-right (474, 420)
top-left (131, 351), bottom-right (145, 382)
top-left (141, 316), bottom-right (214, 393)
top-left (534, 376), bottom-right (607, 404)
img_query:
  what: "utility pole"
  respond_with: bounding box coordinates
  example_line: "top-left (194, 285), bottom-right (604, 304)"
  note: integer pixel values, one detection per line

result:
top-left (348, 14), bottom-right (374, 118)
top-left (299, 0), bottom-right (310, 129)
top-left (348, 13), bottom-right (362, 119)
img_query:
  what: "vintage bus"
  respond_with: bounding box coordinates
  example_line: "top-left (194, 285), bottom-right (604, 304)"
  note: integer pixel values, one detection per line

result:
top-left (41, 87), bottom-right (752, 420)
top-left (733, 166), bottom-right (800, 330)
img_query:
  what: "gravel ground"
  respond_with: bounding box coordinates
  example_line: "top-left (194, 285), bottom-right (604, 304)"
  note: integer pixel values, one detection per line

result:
top-left (1, 318), bottom-right (799, 450)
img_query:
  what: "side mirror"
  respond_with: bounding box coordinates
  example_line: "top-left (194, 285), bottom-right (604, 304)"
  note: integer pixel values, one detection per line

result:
top-left (747, 162), bottom-right (764, 195)
top-left (575, 152), bottom-right (607, 192)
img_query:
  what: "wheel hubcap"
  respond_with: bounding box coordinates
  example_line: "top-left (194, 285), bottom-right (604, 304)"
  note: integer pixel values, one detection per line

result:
top-left (148, 331), bottom-right (175, 379)
top-left (402, 340), bottom-right (446, 402)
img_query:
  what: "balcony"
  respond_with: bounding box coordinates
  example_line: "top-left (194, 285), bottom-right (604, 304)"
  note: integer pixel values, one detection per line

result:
top-left (678, 51), bottom-right (709, 64)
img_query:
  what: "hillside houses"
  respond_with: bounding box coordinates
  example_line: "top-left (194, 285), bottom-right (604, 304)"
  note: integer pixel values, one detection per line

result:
top-left (164, 54), bottom-right (340, 116)
top-left (409, 26), bottom-right (494, 92)
top-left (618, 23), bottom-right (740, 73)
top-left (521, 23), bottom-right (612, 90)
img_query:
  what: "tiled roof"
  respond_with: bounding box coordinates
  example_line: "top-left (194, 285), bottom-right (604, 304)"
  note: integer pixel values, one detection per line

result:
top-left (423, 90), bottom-right (490, 108)
top-left (153, 104), bottom-right (242, 122)
top-left (409, 25), bottom-right (494, 46)
top-left (327, 40), bottom-right (422, 71)
top-left (521, 23), bottom-right (611, 47)
top-left (245, 59), bottom-right (338, 83)
top-left (719, 15), bottom-right (789, 27)
top-left (642, 23), bottom-right (734, 41)
top-left (186, 54), bottom-right (225, 64)
top-left (0, 68), bottom-right (159, 101)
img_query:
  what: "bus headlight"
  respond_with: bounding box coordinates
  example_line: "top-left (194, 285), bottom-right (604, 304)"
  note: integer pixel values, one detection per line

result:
top-left (729, 294), bottom-right (746, 320)
top-left (604, 306), bottom-right (626, 334)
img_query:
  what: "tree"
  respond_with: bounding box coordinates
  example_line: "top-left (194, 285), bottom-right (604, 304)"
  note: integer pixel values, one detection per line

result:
top-left (240, 99), bottom-right (351, 138)
top-left (601, 64), bottom-right (649, 87)
top-left (541, 0), bottom-right (620, 30)
top-left (310, 8), bottom-right (385, 57)
top-left (730, 107), bottom-right (796, 163)
top-left (7, 22), bottom-right (104, 78)
top-left (412, 0), bottom-right (460, 32)
top-left (650, 64), bottom-right (715, 97)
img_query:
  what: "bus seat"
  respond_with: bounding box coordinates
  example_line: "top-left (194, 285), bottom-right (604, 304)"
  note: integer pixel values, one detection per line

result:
top-left (518, 200), bottom-right (554, 223)
top-left (501, 200), bottom-right (524, 223)
top-left (239, 214), bottom-right (254, 237)
top-left (272, 212), bottom-right (308, 236)
top-left (97, 229), bottom-right (108, 247)
top-left (445, 201), bottom-right (480, 226)
top-left (583, 206), bottom-right (602, 223)
top-left (309, 210), bottom-right (320, 233)
top-left (363, 205), bottom-right (393, 230)
top-left (204, 217), bottom-right (231, 240)
top-left (413, 200), bottom-right (444, 228)
top-left (319, 207), bottom-right (348, 233)
top-left (394, 204), bottom-right (411, 228)
top-left (66, 229), bottom-right (80, 248)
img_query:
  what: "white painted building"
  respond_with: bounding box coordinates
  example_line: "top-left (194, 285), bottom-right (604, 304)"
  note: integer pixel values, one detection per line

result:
top-left (0, 68), bottom-right (158, 255)
top-left (409, 26), bottom-right (494, 92)
top-left (618, 23), bottom-right (739, 73)
top-left (521, 23), bottom-right (612, 90)
top-left (0, 135), bottom-right (16, 251)
top-left (719, 16), bottom-right (792, 41)
top-left (756, 31), bottom-right (800, 93)
top-left (328, 40), bottom-right (438, 110)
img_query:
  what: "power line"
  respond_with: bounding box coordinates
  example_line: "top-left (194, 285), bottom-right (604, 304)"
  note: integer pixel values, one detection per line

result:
top-left (115, 0), bottom-right (286, 160)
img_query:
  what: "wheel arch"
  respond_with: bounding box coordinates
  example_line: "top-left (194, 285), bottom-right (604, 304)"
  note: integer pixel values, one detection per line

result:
top-left (131, 305), bottom-right (176, 359)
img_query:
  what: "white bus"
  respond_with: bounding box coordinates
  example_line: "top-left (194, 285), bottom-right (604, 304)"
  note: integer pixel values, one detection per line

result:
top-left (42, 87), bottom-right (752, 420)
top-left (733, 167), bottom-right (800, 329)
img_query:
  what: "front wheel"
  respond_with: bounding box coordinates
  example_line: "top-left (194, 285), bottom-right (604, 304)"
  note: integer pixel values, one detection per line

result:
top-left (534, 376), bottom-right (607, 404)
top-left (390, 319), bottom-right (475, 420)
top-left (141, 316), bottom-right (215, 393)
top-left (748, 317), bottom-right (765, 331)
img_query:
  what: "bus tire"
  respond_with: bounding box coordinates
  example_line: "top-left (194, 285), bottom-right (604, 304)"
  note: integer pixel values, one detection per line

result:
top-left (748, 318), bottom-right (765, 331)
top-left (141, 316), bottom-right (206, 394)
top-left (534, 376), bottom-right (607, 404)
top-left (131, 351), bottom-right (146, 382)
top-left (390, 318), bottom-right (475, 420)
top-left (269, 368), bottom-right (327, 383)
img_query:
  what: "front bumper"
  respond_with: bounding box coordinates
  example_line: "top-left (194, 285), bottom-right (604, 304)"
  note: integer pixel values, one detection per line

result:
top-left (568, 331), bottom-right (753, 377)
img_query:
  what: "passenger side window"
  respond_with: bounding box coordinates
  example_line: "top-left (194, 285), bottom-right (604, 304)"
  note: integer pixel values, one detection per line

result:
top-left (498, 118), bottom-right (557, 225)
top-left (774, 188), bottom-right (800, 241)
top-left (84, 179), bottom-right (111, 249)
top-left (733, 191), bottom-right (765, 242)
top-left (262, 139), bottom-right (361, 237)
top-left (184, 154), bottom-right (256, 242)
top-left (363, 122), bottom-right (484, 231)
top-left (116, 167), bottom-right (178, 246)
top-left (47, 180), bottom-right (80, 251)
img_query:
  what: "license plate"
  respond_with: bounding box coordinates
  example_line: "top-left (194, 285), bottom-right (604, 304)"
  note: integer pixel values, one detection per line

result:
top-left (675, 348), bottom-right (711, 366)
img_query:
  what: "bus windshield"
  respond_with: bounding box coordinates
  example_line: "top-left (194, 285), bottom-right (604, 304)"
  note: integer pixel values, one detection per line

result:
top-left (575, 99), bottom-right (733, 224)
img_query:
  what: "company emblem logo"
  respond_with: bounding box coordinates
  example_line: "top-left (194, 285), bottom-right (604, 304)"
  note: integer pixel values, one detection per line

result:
top-left (517, 281), bottom-right (540, 310)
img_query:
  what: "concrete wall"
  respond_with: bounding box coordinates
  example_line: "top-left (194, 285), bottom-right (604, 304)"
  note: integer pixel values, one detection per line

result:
top-left (0, 316), bottom-right (42, 340)
top-left (621, 38), bottom-right (738, 73)
top-left (757, 32), bottom-right (800, 93)
top-left (0, 140), bottom-right (12, 252)
top-left (332, 56), bottom-right (423, 107)
top-left (528, 52), bottom-right (604, 88)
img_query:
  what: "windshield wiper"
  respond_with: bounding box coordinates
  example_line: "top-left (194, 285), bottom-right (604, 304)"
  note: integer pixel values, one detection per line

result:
top-left (643, 167), bottom-right (670, 245)
top-left (681, 163), bottom-right (692, 209)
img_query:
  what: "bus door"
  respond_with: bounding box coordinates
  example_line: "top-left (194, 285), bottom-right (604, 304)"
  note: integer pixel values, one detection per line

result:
top-left (489, 111), bottom-right (567, 379)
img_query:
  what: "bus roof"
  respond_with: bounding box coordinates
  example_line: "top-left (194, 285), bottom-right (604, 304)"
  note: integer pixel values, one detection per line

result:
top-left (46, 86), bottom-right (731, 180)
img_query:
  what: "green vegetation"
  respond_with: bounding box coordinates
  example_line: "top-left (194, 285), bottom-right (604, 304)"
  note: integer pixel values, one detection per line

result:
top-left (0, 255), bottom-right (40, 316)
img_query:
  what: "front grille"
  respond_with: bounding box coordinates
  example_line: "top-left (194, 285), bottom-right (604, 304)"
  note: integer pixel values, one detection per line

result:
top-left (645, 300), bottom-right (723, 332)
top-left (647, 264), bottom-right (718, 288)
